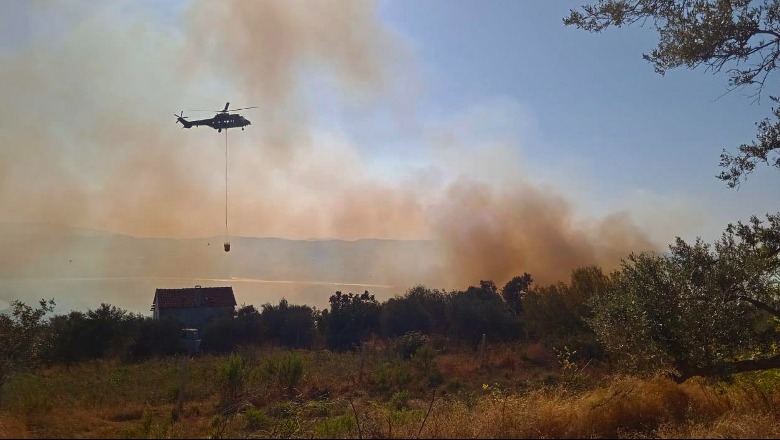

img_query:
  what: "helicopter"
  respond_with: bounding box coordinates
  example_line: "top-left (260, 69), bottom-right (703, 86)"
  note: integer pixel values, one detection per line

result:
top-left (175, 102), bottom-right (257, 132)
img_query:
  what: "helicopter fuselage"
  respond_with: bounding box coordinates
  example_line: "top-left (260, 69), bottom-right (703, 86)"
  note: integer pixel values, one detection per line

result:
top-left (177, 112), bottom-right (251, 132)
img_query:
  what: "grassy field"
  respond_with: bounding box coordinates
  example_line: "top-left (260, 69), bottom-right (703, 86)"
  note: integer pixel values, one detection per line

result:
top-left (2, 340), bottom-right (780, 438)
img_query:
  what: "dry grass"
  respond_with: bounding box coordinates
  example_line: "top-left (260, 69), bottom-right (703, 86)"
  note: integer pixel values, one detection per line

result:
top-left (0, 413), bottom-right (30, 439)
top-left (2, 345), bottom-right (780, 438)
top-left (412, 375), bottom-right (780, 438)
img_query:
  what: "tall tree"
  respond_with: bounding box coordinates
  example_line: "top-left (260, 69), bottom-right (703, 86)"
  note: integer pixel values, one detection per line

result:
top-left (0, 299), bottom-right (54, 393)
top-left (590, 213), bottom-right (780, 382)
top-left (380, 285), bottom-right (449, 337)
top-left (447, 281), bottom-right (521, 346)
top-left (565, 0), bottom-right (780, 187)
top-left (260, 299), bottom-right (316, 348)
top-left (502, 273), bottom-right (533, 315)
top-left (320, 291), bottom-right (381, 351)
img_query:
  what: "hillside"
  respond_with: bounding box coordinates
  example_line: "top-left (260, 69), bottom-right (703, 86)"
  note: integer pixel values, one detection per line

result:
top-left (0, 223), bottom-right (443, 313)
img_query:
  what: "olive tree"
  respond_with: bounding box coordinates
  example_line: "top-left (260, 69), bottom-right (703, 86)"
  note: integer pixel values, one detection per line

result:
top-left (0, 299), bottom-right (55, 392)
top-left (591, 213), bottom-right (780, 382)
top-left (565, 0), bottom-right (780, 187)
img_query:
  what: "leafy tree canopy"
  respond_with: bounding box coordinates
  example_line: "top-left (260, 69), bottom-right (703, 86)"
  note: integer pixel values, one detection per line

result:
top-left (321, 291), bottom-right (381, 351)
top-left (590, 213), bottom-right (780, 381)
top-left (380, 285), bottom-right (449, 337)
top-left (502, 273), bottom-right (533, 315)
top-left (0, 299), bottom-right (54, 390)
top-left (565, 0), bottom-right (780, 187)
top-left (447, 281), bottom-right (521, 346)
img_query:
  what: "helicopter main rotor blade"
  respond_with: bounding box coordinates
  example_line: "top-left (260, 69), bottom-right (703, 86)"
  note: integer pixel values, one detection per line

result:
top-left (186, 105), bottom-right (258, 112)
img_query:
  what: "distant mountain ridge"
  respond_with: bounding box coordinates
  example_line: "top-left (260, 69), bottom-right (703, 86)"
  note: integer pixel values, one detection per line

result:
top-left (0, 223), bottom-right (442, 286)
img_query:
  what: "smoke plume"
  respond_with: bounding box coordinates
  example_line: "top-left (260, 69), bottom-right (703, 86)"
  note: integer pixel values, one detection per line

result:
top-left (0, 0), bottom-right (658, 298)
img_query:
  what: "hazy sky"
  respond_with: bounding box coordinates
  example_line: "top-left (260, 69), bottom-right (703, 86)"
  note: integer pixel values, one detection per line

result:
top-left (376, 0), bottom-right (780, 244)
top-left (1, 0), bottom-right (777, 248)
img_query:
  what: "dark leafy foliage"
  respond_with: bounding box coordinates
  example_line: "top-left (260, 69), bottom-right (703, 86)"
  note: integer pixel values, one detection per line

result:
top-left (590, 214), bottom-right (780, 381)
top-left (565, 0), bottom-right (780, 186)
top-left (259, 299), bottom-right (316, 348)
top-left (502, 273), bottom-right (533, 316)
top-left (46, 304), bottom-right (184, 363)
top-left (202, 305), bottom-right (261, 352)
top-left (380, 285), bottom-right (449, 337)
top-left (319, 291), bottom-right (381, 351)
top-left (0, 299), bottom-right (54, 390)
top-left (446, 281), bottom-right (521, 347)
top-left (524, 267), bottom-right (609, 360)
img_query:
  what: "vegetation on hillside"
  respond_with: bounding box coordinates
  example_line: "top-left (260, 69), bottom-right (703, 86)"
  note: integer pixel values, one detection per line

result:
top-left (1, 214), bottom-right (779, 437)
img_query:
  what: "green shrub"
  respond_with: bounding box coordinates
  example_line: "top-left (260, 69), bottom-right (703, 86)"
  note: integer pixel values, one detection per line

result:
top-left (2, 372), bottom-right (54, 416)
top-left (217, 354), bottom-right (248, 412)
top-left (369, 362), bottom-right (413, 396)
top-left (314, 414), bottom-right (356, 439)
top-left (396, 332), bottom-right (427, 360)
top-left (263, 352), bottom-right (305, 395)
top-left (446, 283), bottom-right (521, 347)
top-left (380, 286), bottom-right (449, 337)
top-left (274, 417), bottom-right (300, 439)
top-left (410, 345), bottom-right (443, 388)
top-left (244, 408), bottom-right (272, 431)
top-left (320, 291), bottom-right (381, 351)
top-left (389, 389), bottom-right (410, 410)
top-left (259, 299), bottom-right (316, 348)
top-left (410, 346), bottom-right (436, 372)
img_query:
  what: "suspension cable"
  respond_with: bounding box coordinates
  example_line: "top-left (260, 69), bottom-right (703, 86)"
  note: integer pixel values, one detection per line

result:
top-left (225, 129), bottom-right (229, 239)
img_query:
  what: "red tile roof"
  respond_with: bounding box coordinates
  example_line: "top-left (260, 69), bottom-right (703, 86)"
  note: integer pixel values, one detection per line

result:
top-left (154, 286), bottom-right (236, 310)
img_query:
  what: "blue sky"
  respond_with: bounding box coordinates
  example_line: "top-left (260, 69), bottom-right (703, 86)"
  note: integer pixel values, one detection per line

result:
top-left (0, 0), bottom-right (777, 247)
top-left (373, 0), bottom-right (779, 240)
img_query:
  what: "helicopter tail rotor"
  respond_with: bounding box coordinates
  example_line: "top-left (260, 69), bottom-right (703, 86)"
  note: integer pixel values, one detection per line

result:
top-left (174, 111), bottom-right (192, 128)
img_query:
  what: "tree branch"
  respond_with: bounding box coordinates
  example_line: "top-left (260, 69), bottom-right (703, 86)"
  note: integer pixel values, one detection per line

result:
top-left (671, 353), bottom-right (780, 383)
top-left (735, 295), bottom-right (780, 320)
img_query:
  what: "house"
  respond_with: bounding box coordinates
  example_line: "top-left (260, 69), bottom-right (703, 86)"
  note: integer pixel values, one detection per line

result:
top-left (151, 285), bottom-right (236, 332)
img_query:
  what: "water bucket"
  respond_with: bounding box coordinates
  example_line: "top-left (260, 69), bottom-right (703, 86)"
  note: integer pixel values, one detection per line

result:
top-left (224, 242), bottom-right (231, 252)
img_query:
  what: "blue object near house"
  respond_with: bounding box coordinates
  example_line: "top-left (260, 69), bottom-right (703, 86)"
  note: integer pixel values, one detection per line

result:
top-left (151, 285), bottom-right (236, 333)
top-left (181, 328), bottom-right (202, 355)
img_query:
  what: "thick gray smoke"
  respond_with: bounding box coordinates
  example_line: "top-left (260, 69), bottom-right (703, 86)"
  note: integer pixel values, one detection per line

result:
top-left (0, 0), bottom-right (658, 297)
